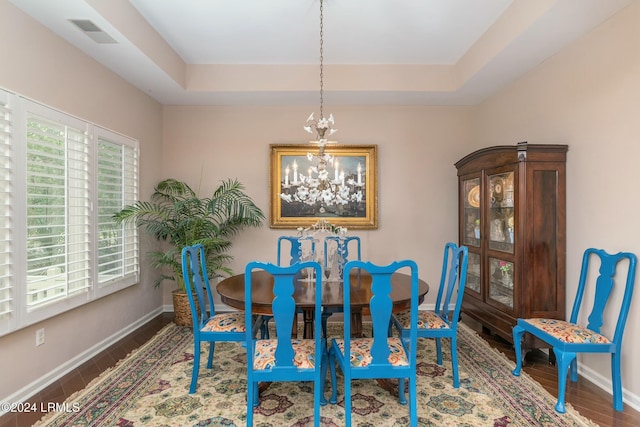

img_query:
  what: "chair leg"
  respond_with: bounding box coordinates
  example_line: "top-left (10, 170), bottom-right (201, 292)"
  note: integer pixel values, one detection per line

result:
top-left (261, 317), bottom-right (270, 339)
top-left (553, 348), bottom-right (576, 414)
top-left (570, 357), bottom-right (578, 382)
top-left (314, 371), bottom-right (322, 427)
top-left (450, 336), bottom-right (460, 388)
top-left (190, 340), bottom-right (201, 394)
top-left (409, 375), bottom-right (417, 427)
top-left (206, 341), bottom-right (215, 369)
top-left (512, 324), bottom-right (524, 376)
top-left (329, 348), bottom-right (338, 404)
top-left (320, 350), bottom-right (328, 406)
top-left (435, 337), bottom-right (443, 365)
top-left (321, 311), bottom-right (330, 339)
top-left (246, 380), bottom-right (254, 425)
top-left (253, 382), bottom-right (260, 407)
top-left (398, 378), bottom-right (407, 405)
top-left (344, 371), bottom-right (352, 427)
top-left (611, 352), bottom-right (624, 411)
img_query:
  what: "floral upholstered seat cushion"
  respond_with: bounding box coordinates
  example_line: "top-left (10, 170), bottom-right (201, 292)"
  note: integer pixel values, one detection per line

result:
top-left (523, 318), bottom-right (610, 344)
top-left (202, 312), bottom-right (246, 333)
top-left (252, 339), bottom-right (317, 370)
top-left (395, 310), bottom-right (449, 330)
top-left (334, 337), bottom-right (409, 367)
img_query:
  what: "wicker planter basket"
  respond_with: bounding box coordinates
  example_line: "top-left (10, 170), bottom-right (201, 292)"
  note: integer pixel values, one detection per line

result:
top-left (172, 290), bottom-right (199, 327)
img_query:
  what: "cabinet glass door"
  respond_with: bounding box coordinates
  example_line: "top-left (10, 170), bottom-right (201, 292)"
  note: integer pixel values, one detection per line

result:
top-left (462, 178), bottom-right (481, 247)
top-left (488, 172), bottom-right (514, 253)
top-left (488, 257), bottom-right (514, 308)
top-left (466, 252), bottom-right (481, 293)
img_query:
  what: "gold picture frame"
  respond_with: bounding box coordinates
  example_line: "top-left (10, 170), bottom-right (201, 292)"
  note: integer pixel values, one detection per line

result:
top-left (270, 144), bottom-right (378, 229)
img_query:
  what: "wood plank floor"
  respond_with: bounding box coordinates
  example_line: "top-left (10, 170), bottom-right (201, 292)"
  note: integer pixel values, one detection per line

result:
top-left (464, 317), bottom-right (640, 427)
top-left (1, 313), bottom-right (638, 427)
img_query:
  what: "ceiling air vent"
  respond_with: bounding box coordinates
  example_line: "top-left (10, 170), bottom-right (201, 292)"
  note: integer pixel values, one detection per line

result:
top-left (69, 19), bottom-right (117, 44)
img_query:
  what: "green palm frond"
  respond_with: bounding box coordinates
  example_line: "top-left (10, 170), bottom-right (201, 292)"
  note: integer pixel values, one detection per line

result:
top-left (113, 177), bottom-right (264, 291)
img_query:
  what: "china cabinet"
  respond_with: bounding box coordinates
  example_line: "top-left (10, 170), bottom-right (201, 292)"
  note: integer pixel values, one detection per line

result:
top-left (455, 142), bottom-right (567, 354)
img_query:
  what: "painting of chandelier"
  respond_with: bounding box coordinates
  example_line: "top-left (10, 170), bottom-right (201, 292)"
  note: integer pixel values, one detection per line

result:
top-left (279, 141), bottom-right (366, 217)
top-left (270, 143), bottom-right (377, 229)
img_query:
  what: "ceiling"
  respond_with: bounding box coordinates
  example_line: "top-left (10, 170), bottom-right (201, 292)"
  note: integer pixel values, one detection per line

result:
top-left (8, 0), bottom-right (634, 106)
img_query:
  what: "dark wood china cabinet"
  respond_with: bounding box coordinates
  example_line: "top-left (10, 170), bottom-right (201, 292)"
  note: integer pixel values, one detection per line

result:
top-left (455, 142), bottom-right (567, 355)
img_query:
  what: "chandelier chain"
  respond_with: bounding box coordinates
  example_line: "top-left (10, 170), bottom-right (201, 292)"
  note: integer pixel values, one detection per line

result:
top-left (319, 0), bottom-right (324, 120)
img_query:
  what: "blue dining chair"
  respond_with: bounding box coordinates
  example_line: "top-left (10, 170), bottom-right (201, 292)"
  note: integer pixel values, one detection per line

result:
top-left (512, 248), bottom-right (637, 413)
top-left (328, 260), bottom-right (419, 426)
top-left (321, 235), bottom-right (361, 338)
top-left (269, 236), bottom-right (317, 338)
top-left (245, 260), bottom-right (328, 426)
top-left (181, 244), bottom-right (246, 394)
top-left (392, 242), bottom-right (468, 388)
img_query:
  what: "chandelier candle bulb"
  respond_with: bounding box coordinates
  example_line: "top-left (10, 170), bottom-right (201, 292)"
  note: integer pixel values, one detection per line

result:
top-left (293, 160), bottom-right (298, 183)
top-left (284, 166), bottom-right (290, 186)
top-left (334, 160), bottom-right (339, 181)
top-left (357, 163), bottom-right (362, 185)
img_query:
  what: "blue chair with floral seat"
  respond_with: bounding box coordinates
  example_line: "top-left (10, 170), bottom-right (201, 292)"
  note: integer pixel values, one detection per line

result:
top-left (328, 259), bottom-right (419, 426)
top-left (245, 260), bottom-right (328, 426)
top-left (181, 244), bottom-right (246, 394)
top-left (392, 242), bottom-right (468, 388)
top-left (512, 248), bottom-right (637, 413)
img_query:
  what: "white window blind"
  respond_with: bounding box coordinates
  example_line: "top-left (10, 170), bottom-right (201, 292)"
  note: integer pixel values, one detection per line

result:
top-left (25, 109), bottom-right (91, 310)
top-left (0, 90), bottom-right (14, 335)
top-left (0, 88), bottom-right (140, 335)
top-left (95, 129), bottom-right (138, 293)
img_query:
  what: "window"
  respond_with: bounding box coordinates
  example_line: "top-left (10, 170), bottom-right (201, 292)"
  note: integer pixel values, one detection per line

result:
top-left (95, 129), bottom-right (139, 297)
top-left (0, 89), bottom-right (139, 335)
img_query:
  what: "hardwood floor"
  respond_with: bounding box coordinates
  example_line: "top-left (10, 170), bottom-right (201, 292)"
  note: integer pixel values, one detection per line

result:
top-left (464, 317), bottom-right (640, 427)
top-left (1, 313), bottom-right (638, 427)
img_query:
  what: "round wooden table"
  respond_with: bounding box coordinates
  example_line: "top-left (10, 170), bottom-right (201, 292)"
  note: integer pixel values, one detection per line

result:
top-left (217, 270), bottom-right (429, 338)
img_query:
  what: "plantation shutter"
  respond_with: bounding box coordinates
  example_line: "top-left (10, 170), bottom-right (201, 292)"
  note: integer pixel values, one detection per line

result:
top-left (0, 91), bottom-right (140, 336)
top-left (0, 90), bottom-right (14, 334)
top-left (96, 129), bottom-right (138, 291)
top-left (25, 104), bottom-right (90, 310)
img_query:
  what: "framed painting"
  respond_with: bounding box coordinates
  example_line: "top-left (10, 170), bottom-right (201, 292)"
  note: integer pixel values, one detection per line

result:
top-left (270, 144), bottom-right (378, 229)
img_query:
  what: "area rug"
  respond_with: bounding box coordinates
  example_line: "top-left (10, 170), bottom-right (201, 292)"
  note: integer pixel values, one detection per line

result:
top-left (35, 322), bottom-right (599, 427)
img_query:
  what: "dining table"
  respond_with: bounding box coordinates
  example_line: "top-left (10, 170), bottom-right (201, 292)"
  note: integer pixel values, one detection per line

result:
top-left (216, 269), bottom-right (429, 339)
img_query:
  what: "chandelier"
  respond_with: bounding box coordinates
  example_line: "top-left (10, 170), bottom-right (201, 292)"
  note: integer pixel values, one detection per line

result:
top-left (279, 0), bottom-right (365, 216)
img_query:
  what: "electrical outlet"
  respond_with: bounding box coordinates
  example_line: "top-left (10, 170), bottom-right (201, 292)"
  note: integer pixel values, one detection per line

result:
top-left (36, 328), bottom-right (45, 346)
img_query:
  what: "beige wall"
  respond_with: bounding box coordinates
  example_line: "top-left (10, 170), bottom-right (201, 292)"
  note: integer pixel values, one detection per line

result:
top-left (161, 105), bottom-right (473, 306)
top-left (474, 2), bottom-right (640, 407)
top-left (0, 2), bottom-right (164, 399)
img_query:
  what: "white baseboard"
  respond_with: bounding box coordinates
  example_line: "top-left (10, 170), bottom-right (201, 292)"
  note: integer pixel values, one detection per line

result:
top-left (578, 364), bottom-right (640, 412)
top-left (1, 307), bottom-right (164, 416)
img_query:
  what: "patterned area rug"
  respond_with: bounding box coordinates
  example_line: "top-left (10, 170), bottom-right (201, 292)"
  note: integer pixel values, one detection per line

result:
top-left (35, 322), bottom-right (600, 426)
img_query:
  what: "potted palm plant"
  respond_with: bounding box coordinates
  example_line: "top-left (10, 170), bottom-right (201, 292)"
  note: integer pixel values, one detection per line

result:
top-left (113, 178), bottom-right (264, 326)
